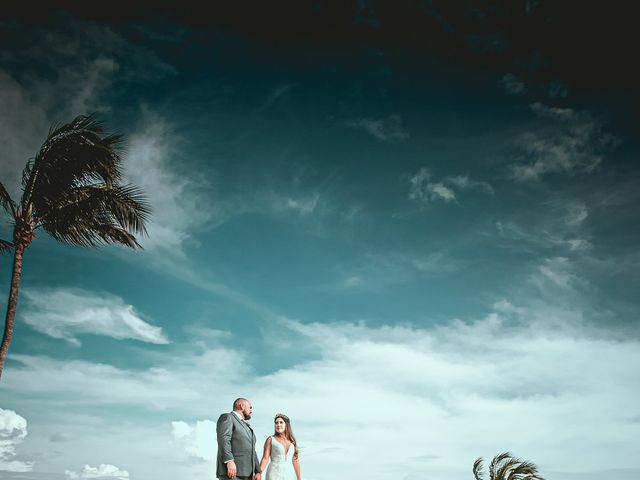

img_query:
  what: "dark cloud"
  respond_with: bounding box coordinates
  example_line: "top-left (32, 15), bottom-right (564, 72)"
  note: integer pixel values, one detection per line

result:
top-left (4, 2), bottom-right (636, 112)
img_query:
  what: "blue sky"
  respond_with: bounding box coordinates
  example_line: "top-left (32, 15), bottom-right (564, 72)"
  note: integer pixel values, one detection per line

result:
top-left (1, 3), bottom-right (639, 480)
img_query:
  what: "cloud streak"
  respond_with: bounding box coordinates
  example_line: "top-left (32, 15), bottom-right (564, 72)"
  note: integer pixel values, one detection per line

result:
top-left (409, 168), bottom-right (494, 204)
top-left (21, 288), bottom-right (169, 346)
top-left (344, 114), bottom-right (409, 142)
top-left (124, 109), bottom-right (212, 256)
top-left (500, 73), bottom-right (527, 95)
top-left (492, 199), bottom-right (593, 254)
top-left (509, 103), bottom-right (618, 181)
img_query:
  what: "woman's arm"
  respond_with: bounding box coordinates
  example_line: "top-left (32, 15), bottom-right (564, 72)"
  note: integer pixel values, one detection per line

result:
top-left (259, 436), bottom-right (272, 474)
top-left (292, 452), bottom-right (301, 480)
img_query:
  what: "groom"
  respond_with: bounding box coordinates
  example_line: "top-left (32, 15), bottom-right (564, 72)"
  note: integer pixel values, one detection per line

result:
top-left (216, 397), bottom-right (262, 480)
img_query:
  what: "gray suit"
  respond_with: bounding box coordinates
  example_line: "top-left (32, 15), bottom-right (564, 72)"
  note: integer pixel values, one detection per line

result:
top-left (216, 412), bottom-right (261, 479)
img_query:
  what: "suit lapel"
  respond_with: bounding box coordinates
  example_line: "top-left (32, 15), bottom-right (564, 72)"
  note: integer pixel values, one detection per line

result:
top-left (232, 412), bottom-right (252, 438)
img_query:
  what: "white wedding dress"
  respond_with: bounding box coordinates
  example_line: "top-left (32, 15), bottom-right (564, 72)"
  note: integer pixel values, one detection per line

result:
top-left (265, 436), bottom-right (295, 480)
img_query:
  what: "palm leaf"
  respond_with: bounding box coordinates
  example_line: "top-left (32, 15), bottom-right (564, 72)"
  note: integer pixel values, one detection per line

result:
top-left (38, 183), bottom-right (150, 235)
top-left (22, 113), bottom-right (125, 211)
top-left (489, 452), bottom-right (512, 480)
top-left (0, 238), bottom-right (12, 255)
top-left (509, 459), bottom-right (543, 480)
top-left (42, 210), bottom-right (142, 249)
top-left (473, 457), bottom-right (485, 480)
top-left (39, 183), bottom-right (149, 248)
top-left (486, 452), bottom-right (544, 480)
top-left (51, 221), bottom-right (142, 249)
top-left (0, 181), bottom-right (17, 216)
top-left (495, 456), bottom-right (519, 480)
top-left (17, 113), bottom-right (150, 251)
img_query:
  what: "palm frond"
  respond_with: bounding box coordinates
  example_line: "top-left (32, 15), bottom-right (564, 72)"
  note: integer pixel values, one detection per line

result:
top-left (43, 212), bottom-right (142, 249)
top-left (39, 183), bottom-right (149, 249)
top-left (0, 181), bottom-right (17, 216)
top-left (98, 184), bottom-right (150, 234)
top-left (473, 457), bottom-right (485, 480)
top-left (489, 452), bottom-right (512, 480)
top-left (0, 238), bottom-right (13, 255)
top-left (22, 113), bottom-right (125, 210)
top-left (487, 452), bottom-right (544, 480)
top-left (495, 456), bottom-right (519, 480)
top-left (20, 160), bottom-right (34, 190)
top-left (67, 223), bottom-right (140, 249)
top-left (509, 459), bottom-right (543, 480)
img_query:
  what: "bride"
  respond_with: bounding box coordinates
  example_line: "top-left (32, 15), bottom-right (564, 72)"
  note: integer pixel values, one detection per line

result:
top-left (258, 413), bottom-right (301, 480)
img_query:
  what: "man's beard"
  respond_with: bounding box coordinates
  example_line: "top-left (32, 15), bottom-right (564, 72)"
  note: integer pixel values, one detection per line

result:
top-left (244, 414), bottom-right (252, 420)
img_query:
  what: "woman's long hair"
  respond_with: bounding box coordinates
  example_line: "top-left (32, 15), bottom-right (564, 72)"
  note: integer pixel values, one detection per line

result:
top-left (273, 413), bottom-right (299, 460)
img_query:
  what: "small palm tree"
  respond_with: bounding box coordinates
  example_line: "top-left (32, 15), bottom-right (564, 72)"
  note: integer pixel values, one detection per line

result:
top-left (0, 114), bottom-right (150, 379)
top-left (473, 452), bottom-right (544, 480)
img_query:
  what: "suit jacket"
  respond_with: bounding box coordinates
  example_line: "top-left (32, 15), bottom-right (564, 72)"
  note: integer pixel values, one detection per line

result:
top-left (216, 412), bottom-right (261, 478)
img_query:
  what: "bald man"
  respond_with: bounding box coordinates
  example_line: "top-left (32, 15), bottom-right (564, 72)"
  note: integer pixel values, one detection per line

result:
top-left (216, 398), bottom-right (262, 480)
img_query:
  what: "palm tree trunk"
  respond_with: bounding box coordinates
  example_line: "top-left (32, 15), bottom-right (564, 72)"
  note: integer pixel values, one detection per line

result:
top-left (0, 243), bottom-right (26, 380)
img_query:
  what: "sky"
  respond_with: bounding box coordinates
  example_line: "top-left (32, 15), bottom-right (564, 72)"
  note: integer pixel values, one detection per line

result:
top-left (1, 2), bottom-right (639, 480)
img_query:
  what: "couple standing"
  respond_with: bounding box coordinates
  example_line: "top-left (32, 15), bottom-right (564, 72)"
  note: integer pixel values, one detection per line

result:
top-left (216, 398), bottom-right (301, 480)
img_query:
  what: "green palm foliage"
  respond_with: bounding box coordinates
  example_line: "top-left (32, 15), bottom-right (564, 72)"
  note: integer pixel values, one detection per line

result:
top-left (473, 452), bottom-right (544, 480)
top-left (0, 114), bottom-right (150, 379)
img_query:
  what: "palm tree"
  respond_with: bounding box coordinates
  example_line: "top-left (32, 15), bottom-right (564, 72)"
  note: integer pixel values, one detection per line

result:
top-left (0, 114), bottom-right (150, 379)
top-left (473, 452), bottom-right (544, 480)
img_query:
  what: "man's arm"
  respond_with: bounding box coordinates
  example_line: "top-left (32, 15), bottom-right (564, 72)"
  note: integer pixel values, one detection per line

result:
top-left (216, 414), bottom-right (234, 462)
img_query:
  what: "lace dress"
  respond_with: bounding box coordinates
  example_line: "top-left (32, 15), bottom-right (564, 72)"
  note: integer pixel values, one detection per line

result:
top-left (265, 436), bottom-right (295, 480)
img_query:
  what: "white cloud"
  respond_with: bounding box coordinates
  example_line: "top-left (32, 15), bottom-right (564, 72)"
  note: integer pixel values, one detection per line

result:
top-left (0, 408), bottom-right (33, 473)
top-left (4, 258), bottom-right (639, 480)
top-left (3, 344), bottom-right (243, 412)
top-left (21, 287), bottom-right (168, 346)
top-left (447, 175), bottom-right (494, 194)
top-left (510, 103), bottom-right (618, 181)
top-left (5, 295), bottom-right (640, 480)
top-left (409, 168), bottom-right (493, 204)
top-left (427, 182), bottom-right (456, 202)
top-left (500, 73), bottom-right (527, 95)
top-left (124, 109), bottom-right (212, 255)
top-left (171, 420), bottom-right (216, 462)
top-left (344, 114), bottom-right (409, 142)
top-left (65, 464), bottom-right (129, 480)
